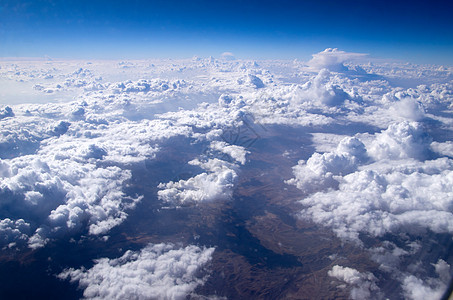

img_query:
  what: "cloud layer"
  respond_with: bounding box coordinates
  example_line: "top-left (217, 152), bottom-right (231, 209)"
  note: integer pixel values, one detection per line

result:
top-left (1, 50), bottom-right (453, 298)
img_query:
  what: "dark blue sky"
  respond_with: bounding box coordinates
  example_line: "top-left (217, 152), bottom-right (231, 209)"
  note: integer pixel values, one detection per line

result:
top-left (1, 0), bottom-right (453, 64)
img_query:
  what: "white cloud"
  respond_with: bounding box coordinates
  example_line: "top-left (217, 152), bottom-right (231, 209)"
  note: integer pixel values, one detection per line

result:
top-left (0, 218), bottom-right (31, 249)
top-left (431, 141), bottom-right (453, 157)
top-left (58, 243), bottom-right (215, 300)
top-left (0, 154), bottom-right (141, 249)
top-left (245, 74), bottom-right (265, 89)
top-left (328, 265), bottom-right (380, 300)
top-left (158, 158), bottom-right (238, 204)
top-left (402, 259), bottom-right (451, 300)
top-left (298, 160), bottom-right (453, 243)
top-left (242, 86), bottom-right (335, 126)
top-left (310, 133), bottom-right (349, 153)
top-left (1, 58), bottom-right (264, 251)
top-left (369, 241), bottom-right (411, 273)
top-left (3, 55), bottom-right (453, 299)
top-left (0, 114), bottom-right (55, 159)
top-left (287, 136), bottom-right (367, 193)
top-left (289, 119), bottom-right (453, 297)
top-left (368, 121), bottom-right (432, 160)
top-left (307, 48), bottom-right (368, 72)
top-left (299, 69), bottom-right (351, 106)
top-left (158, 102), bottom-right (245, 130)
top-left (220, 52), bottom-right (236, 61)
top-left (0, 106), bottom-right (14, 119)
top-left (0, 102), bottom-right (194, 249)
top-left (390, 97), bottom-right (426, 121)
top-left (402, 275), bottom-right (445, 300)
top-left (0, 158), bottom-right (10, 177)
top-left (209, 141), bottom-right (249, 165)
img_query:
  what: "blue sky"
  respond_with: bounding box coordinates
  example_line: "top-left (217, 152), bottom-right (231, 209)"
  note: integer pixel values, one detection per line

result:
top-left (1, 0), bottom-right (453, 64)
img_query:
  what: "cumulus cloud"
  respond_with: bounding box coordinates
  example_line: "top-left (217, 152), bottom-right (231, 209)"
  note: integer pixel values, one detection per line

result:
top-left (297, 69), bottom-right (351, 106)
top-left (209, 141), bottom-right (249, 165)
top-left (390, 98), bottom-right (426, 121)
top-left (290, 120), bottom-right (453, 296)
top-left (220, 52), bottom-right (236, 61)
top-left (401, 259), bottom-right (451, 300)
top-left (287, 136), bottom-right (367, 193)
top-left (38, 119), bottom-right (187, 165)
top-left (2, 57), bottom-right (268, 250)
top-left (106, 79), bottom-right (188, 94)
top-left (368, 240), bottom-right (413, 274)
top-left (158, 158), bottom-right (238, 204)
top-left (298, 159), bottom-right (453, 242)
top-left (230, 86), bottom-right (335, 126)
top-left (0, 218), bottom-right (31, 249)
top-left (0, 158), bottom-right (10, 177)
top-left (307, 48), bottom-right (368, 72)
top-left (431, 141), bottom-right (453, 157)
top-left (0, 100), bottom-right (195, 249)
top-left (0, 106), bottom-right (14, 119)
top-left (328, 265), bottom-right (381, 300)
top-left (368, 121), bottom-right (432, 160)
top-left (3, 53), bottom-right (453, 299)
top-left (0, 115), bottom-right (55, 159)
top-left (246, 74), bottom-right (265, 89)
top-left (58, 243), bottom-right (215, 300)
top-left (0, 153), bottom-right (141, 249)
top-left (237, 74), bottom-right (265, 89)
top-left (310, 133), bottom-right (350, 153)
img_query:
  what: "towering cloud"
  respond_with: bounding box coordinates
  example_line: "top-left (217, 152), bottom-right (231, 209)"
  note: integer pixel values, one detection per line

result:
top-left (307, 48), bottom-right (368, 72)
top-left (368, 121), bottom-right (432, 160)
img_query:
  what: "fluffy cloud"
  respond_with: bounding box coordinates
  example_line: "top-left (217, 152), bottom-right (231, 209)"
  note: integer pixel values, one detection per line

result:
top-left (2, 56), bottom-right (272, 251)
top-left (431, 141), bottom-right (453, 157)
top-left (287, 136), bottom-right (367, 193)
top-left (239, 87), bottom-right (335, 126)
top-left (298, 69), bottom-right (351, 106)
top-left (0, 115), bottom-right (57, 159)
top-left (2, 54), bottom-right (453, 299)
top-left (0, 103), bottom-right (194, 249)
top-left (58, 243), bottom-right (215, 300)
top-left (299, 162), bottom-right (453, 242)
top-left (158, 158), bottom-right (238, 204)
top-left (368, 121), bottom-right (432, 160)
top-left (390, 97), bottom-right (426, 121)
top-left (158, 102), bottom-right (247, 130)
top-left (244, 74), bottom-right (265, 89)
top-left (0, 218), bottom-right (31, 249)
top-left (307, 48), bottom-right (368, 72)
top-left (401, 259), bottom-right (451, 300)
top-left (292, 122), bottom-right (453, 242)
top-left (220, 52), bottom-right (236, 61)
top-left (209, 141), bottom-right (249, 165)
top-left (0, 153), bottom-right (141, 249)
top-left (290, 120), bottom-right (453, 298)
top-left (0, 106), bottom-right (14, 119)
top-left (37, 118), bottom-right (191, 165)
top-left (328, 265), bottom-right (381, 300)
